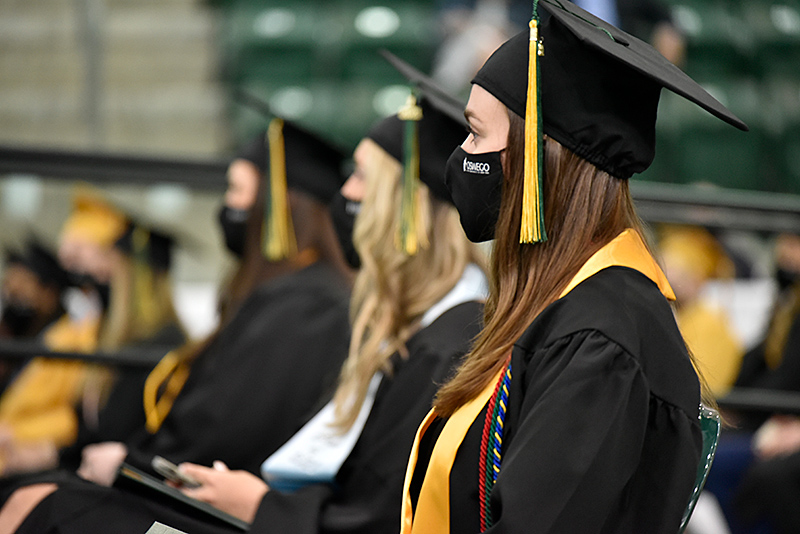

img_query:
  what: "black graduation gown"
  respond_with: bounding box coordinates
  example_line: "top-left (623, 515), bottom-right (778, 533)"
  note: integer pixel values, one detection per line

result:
top-left (735, 310), bottom-right (800, 393)
top-left (732, 300), bottom-right (800, 431)
top-left (411, 267), bottom-right (702, 534)
top-left (250, 300), bottom-right (483, 534)
top-left (121, 262), bottom-right (351, 477)
top-left (15, 301), bottom-right (484, 534)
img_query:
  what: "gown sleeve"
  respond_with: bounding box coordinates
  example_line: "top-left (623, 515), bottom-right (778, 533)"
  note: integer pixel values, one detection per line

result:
top-left (487, 330), bottom-right (692, 533)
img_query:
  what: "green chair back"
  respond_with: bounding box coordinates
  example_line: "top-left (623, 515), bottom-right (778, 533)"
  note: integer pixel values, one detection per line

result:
top-left (678, 404), bottom-right (721, 534)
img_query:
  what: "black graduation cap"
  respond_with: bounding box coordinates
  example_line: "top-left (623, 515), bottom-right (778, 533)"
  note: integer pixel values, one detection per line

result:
top-left (4, 249), bottom-right (24, 267)
top-left (236, 121), bottom-right (346, 205)
top-left (7, 240), bottom-right (71, 291)
top-left (366, 50), bottom-right (468, 203)
top-left (234, 90), bottom-right (347, 260)
top-left (471, 0), bottom-right (747, 243)
top-left (115, 223), bottom-right (175, 272)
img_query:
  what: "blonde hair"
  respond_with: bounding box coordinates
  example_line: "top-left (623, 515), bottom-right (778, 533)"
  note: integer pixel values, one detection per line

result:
top-left (332, 138), bottom-right (484, 430)
top-left (99, 254), bottom-right (182, 351)
top-left (87, 255), bottom-right (183, 411)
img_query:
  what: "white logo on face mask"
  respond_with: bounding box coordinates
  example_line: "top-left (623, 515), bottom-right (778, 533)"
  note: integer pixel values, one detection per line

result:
top-left (462, 157), bottom-right (491, 175)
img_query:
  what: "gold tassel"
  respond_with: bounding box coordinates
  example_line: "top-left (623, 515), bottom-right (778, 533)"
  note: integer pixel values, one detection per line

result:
top-left (263, 118), bottom-right (298, 261)
top-left (521, 16), bottom-right (547, 244)
top-left (396, 94), bottom-right (429, 255)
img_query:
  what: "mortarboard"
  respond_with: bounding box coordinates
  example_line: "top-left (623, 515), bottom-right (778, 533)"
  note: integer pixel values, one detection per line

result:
top-left (4, 249), bottom-right (24, 268)
top-left (659, 225), bottom-right (734, 281)
top-left (236, 120), bottom-right (346, 205)
top-left (234, 92), bottom-right (346, 261)
top-left (115, 223), bottom-right (175, 273)
top-left (60, 187), bottom-right (129, 247)
top-left (471, 0), bottom-right (747, 243)
top-left (366, 50), bottom-right (468, 254)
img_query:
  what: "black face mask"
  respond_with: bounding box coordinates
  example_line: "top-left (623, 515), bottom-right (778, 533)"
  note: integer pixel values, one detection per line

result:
top-left (444, 146), bottom-right (504, 243)
top-left (330, 192), bottom-right (362, 269)
top-left (776, 267), bottom-right (800, 292)
top-left (217, 205), bottom-right (249, 258)
top-left (0, 302), bottom-right (37, 338)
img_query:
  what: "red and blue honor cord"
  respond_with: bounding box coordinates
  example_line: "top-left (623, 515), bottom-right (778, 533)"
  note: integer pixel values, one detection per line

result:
top-left (478, 360), bottom-right (512, 531)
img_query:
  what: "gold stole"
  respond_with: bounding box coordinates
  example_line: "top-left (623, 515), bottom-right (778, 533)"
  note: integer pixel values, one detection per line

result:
top-left (400, 229), bottom-right (675, 534)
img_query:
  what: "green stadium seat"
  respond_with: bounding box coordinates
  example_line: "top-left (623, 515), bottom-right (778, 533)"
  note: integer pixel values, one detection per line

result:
top-left (230, 80), bottom-right (413, 150)
top-left (764, 78), bottom-right (800, 193)
top-left (222, 1), bottom-right (329, 84)
top-left (659, 79), bottom-right (764, 191)
top-left (668, 0), bottom-right (753, 81)
top-left (743, 0), bottom-right (800, 80)
top-left (336, 1), bottom-right (439, 81)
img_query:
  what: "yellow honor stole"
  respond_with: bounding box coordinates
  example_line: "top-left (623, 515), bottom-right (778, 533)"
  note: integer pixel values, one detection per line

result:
top-left (400, 229), bottom-right (675, 534)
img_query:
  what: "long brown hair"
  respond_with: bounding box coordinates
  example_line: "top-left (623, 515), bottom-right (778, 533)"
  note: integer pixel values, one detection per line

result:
top-left (219, 166), bottom-right (353, 325)
top-left (435, 112), bottom-right (643, 415)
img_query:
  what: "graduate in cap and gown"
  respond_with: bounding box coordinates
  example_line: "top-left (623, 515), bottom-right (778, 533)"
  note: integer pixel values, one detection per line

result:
top-left (0, 241), bottom-right (69, 344)
top-left (0, 119), bottom-right (354, 532)
top-left (172, 52), bottom-right (488, 534)
top-left (2, 54), bottom-right (487, 534)
top-left (401, 1), bottom-right (747, 533)
top-left (0, 241), bottom-right (70, 391)
top-left (0, 196), bottom-right (188, 481)
top-left (59, 223), bottom-right (186, 469)
top-left (0, 242), bottom-right (69, 393)
top-left (0, 191), bottom-right (133, 479)
top-left (69, 119), bottom-right (353, 486)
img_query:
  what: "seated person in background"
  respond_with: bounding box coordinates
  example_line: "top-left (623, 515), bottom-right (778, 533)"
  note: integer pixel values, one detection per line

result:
top-left (0, 191), bottom-right (188, 478)
top-left (659, 224), bottom-right (743, 397)
top-left (0, 240), bottom-right (70, 390)
top-left (733, 414), bottom-right (800, 534)
top-left (717, 233), bottom-right (800, 534)
top-left (3, 56), bottom-right (487, 534)
top-left (736, 233), bottom-right (800, 396)
top-left (61, 223), bottom-right (186, 465)
top-left (701, 233), bottom-right (800, 534)
top-left (0, 241), bottom-right (69, 342)
top-left (33, 119), bottom-right (352, 493)
top-left (0, 191), bottom-right (131, 477)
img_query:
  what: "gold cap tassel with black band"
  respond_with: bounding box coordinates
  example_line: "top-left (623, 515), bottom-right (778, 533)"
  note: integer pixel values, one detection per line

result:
top-left (396, 92), bottom-right (429, 255)
top-left (264, 118), bottom-right (298, 261)
top-left (521, 0), bottom-right (547, 244)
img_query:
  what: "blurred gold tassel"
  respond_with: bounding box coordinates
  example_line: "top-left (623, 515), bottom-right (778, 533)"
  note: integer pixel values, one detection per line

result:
top-left (263, 118), bottom-right (298, 261)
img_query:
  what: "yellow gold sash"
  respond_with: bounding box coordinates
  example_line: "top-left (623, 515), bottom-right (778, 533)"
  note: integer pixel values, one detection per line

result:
top-left (400, 229), bottom-right (674, 533)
